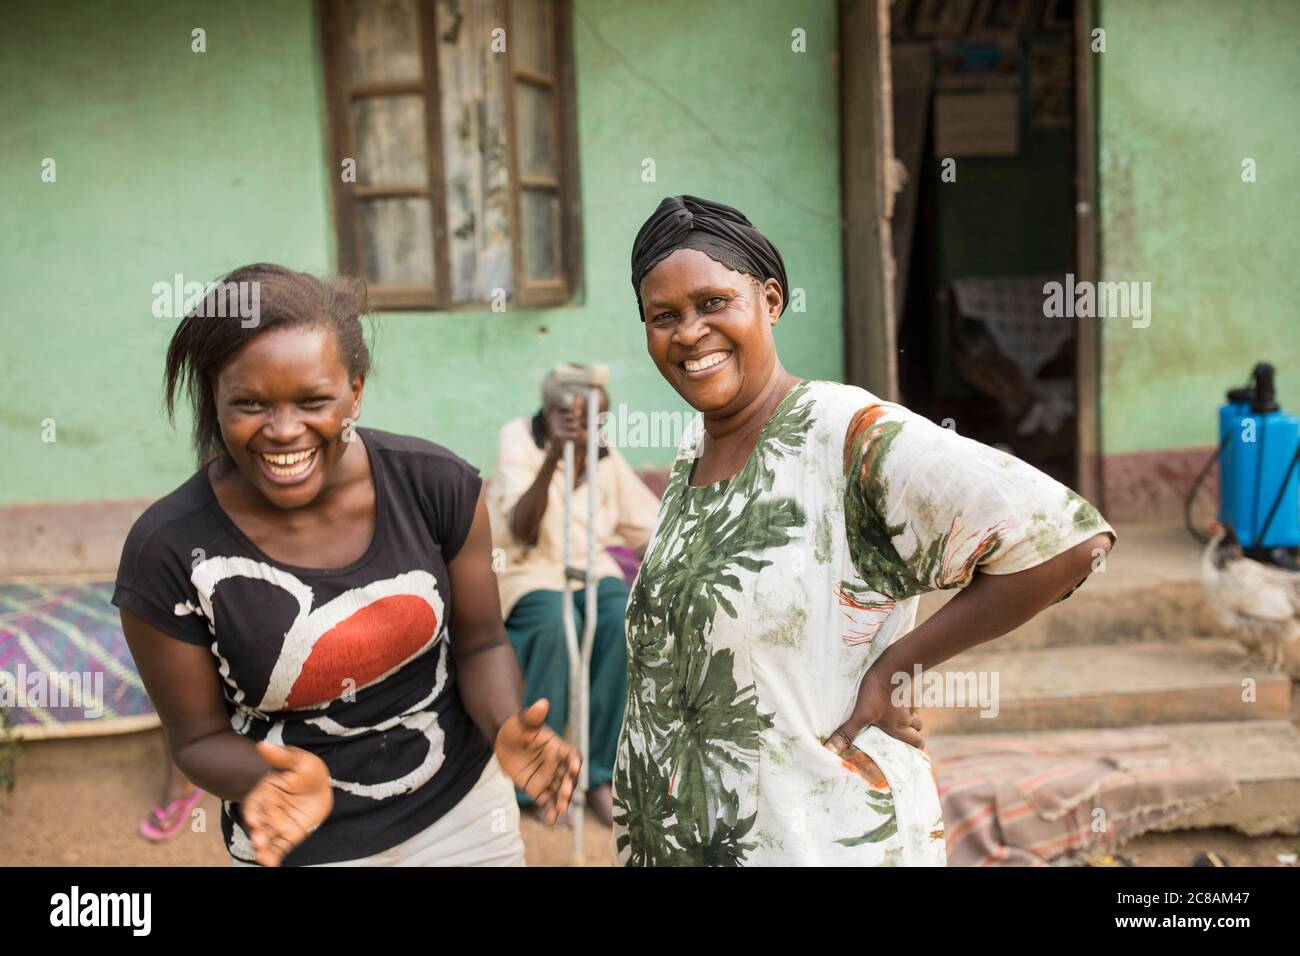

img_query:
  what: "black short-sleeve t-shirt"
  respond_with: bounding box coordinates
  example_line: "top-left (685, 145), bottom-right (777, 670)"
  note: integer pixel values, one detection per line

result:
top-left (112, 427), bottom-right (493, 865)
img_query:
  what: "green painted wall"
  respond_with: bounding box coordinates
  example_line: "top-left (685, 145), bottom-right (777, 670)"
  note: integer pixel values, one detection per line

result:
top-left (1, 0), bottom-right (842, 505)
top-left (1098, 0), bottom-right (1300, 456)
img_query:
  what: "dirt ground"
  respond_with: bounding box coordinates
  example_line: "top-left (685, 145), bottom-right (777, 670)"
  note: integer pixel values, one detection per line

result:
top-left (2, 727), bottom-right (1297, 867)
top-left (1117, 827), bottom-right (1297, 868)
top-left (0, 729), bottom-right (613, 867)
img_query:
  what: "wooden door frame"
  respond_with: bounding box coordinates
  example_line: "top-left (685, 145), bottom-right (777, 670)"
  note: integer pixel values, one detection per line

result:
top-left (839, 0), bottom-right (898, 401)
top-left (1074, 0), bottom-right (1103, 503)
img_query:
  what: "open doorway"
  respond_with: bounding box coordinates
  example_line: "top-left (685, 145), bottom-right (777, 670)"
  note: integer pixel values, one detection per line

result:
top-left (889, 0), bottom-right (1083, 486)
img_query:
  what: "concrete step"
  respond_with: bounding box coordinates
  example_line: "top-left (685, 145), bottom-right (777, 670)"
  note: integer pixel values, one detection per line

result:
top-left (916, 639), bottom-right (1291, 735)
top-left (916, 523), bottom-right (1223, 651)
top-left (1146, 721), bottom-right (1300, 836)
top-left (917, 581), bottom-right (1220, 652)
top-left (929, 721), bottom-right (1300, 837)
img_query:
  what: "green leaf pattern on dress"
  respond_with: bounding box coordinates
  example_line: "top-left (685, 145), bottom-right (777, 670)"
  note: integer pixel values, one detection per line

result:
top-left (616, 386), bottom-right (812, 865)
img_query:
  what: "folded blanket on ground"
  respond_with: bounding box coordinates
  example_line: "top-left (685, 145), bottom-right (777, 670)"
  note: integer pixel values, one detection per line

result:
top-left (930, 727), bottom-right (1237, 866)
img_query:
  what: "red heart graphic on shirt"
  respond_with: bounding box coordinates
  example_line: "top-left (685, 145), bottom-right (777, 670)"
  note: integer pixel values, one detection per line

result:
top-left (187, 560), bottom-right (445, 712)
top-left (287, 593), bottom-right (440, 709)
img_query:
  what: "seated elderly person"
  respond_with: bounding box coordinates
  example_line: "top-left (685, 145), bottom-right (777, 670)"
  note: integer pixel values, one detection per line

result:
top-left (488, 366), bottom-right (661, 826)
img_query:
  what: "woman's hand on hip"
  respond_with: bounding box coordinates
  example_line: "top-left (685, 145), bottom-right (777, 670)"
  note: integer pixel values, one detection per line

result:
top-left (242, 741), bottom-right (334, 867)
top-left (494, 699), bottom-right (583, 824)
top-left (824, 664), bottom-right (925, 755)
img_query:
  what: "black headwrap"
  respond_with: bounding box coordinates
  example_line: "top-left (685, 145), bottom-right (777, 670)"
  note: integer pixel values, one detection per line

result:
top-left (630, 195), bottom-right (789, 320)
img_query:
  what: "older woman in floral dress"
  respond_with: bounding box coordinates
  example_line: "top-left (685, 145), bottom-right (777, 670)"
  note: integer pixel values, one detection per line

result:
top-left (612, 196), bottom-right (1114, 866)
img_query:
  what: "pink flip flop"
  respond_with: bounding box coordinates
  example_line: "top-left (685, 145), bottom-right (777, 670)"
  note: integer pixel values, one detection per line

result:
top-left (160, 787), bottom-right (206, 822)
top-left (139, 787), bottom-right (206, 841)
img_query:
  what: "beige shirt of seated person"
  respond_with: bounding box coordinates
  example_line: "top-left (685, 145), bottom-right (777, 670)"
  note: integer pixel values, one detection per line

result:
top-left (488, 415), bottom-right (662, 620)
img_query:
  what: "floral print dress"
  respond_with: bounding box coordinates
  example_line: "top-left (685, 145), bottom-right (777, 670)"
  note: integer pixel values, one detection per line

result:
top-left (612, 380), bottom-right (1112, 866)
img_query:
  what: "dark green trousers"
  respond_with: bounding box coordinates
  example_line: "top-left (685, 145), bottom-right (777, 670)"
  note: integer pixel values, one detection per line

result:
top-left (505, 577), bottom-right (629, 802)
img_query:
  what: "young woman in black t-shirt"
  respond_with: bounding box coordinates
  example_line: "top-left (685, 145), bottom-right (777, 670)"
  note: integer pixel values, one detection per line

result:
top-left (115, 263), bottom-right (580, 866)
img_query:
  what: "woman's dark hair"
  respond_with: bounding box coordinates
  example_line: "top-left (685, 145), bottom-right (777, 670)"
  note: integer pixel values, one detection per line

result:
top-left (164, 263), bottom-right (372, 465)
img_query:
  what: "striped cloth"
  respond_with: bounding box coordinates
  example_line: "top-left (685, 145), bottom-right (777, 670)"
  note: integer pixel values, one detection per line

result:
top-left (0, 579), bottom-right (158, 739)
top-left (930, 727), bottom-right (1237, 866)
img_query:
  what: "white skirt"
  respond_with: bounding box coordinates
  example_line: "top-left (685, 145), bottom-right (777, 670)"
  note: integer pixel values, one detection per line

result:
top-left (230, 755), bottom-right (526, 867)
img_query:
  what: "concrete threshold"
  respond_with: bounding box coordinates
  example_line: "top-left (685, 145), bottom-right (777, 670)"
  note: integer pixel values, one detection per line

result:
top-left (916, 639), bottom-right (1290, 734)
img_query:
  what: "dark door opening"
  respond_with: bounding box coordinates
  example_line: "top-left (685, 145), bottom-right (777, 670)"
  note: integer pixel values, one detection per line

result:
top-left (890, 0), bottom-right (1080, 486)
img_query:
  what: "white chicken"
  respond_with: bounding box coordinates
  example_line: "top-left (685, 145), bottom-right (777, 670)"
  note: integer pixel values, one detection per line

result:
top-left (1201, 521), bottom-right (1300, 675)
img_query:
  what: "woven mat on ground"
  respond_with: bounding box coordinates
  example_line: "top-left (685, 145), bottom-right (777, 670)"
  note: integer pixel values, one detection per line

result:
top-left (930, 727), bottom-right (1237, 866)
top-left (0, 579), bottom-right (158, 740)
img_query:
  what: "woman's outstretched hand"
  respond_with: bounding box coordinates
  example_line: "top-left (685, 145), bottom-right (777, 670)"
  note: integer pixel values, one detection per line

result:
top-left (824, 665), bottom-right (925, 756)
top-left (242, 741), bottom-right (334, 867)
top-left (494, 699), bottom-right (583, 824)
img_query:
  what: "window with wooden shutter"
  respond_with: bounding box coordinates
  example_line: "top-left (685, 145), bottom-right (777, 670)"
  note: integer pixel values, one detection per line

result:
top-left (320, 0), bottom-right (581, 310)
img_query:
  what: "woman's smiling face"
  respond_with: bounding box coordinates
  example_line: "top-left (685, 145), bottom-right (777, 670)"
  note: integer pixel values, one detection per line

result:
top-left (212, 325), bottom-right (364, 510)
top-left (640, 248), bottom-right (784, 415)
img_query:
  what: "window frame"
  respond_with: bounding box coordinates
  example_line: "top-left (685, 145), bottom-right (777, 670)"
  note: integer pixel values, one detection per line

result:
top-left (318, 0), bottom-right (582, 311)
